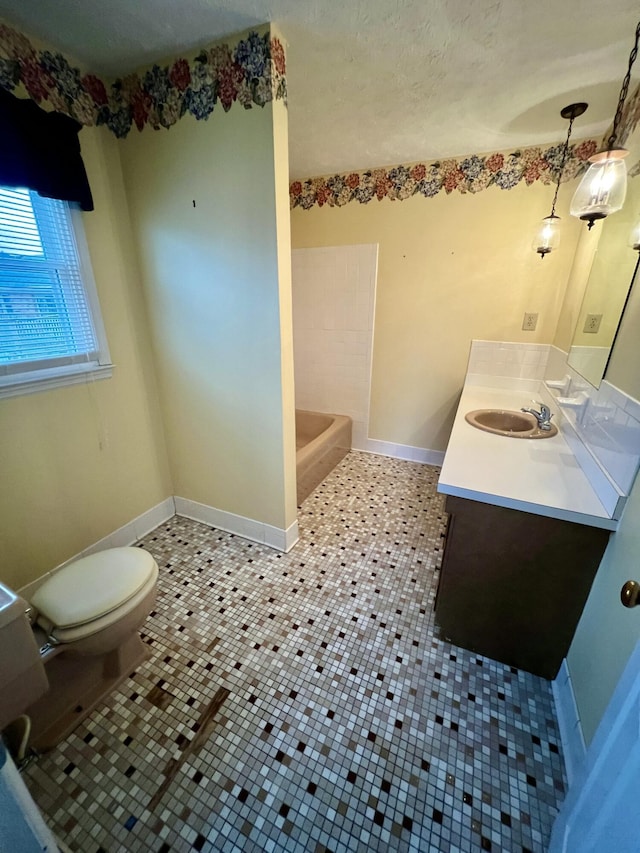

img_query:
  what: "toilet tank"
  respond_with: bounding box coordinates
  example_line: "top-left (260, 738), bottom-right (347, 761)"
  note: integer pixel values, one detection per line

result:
top-left (0, 584), bottom-right (49, 732)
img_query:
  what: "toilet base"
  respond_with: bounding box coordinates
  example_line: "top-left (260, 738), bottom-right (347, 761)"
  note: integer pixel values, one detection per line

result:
top-left (26, 632), bottom-right (150, 752)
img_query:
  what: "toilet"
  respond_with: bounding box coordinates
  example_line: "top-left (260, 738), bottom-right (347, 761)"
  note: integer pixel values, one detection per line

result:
top-left (0, 547), bottom-right (158, 751)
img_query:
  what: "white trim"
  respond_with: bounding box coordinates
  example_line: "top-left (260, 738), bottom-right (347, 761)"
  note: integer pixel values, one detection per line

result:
top-left (17, 495), bottom-right (299, 602)
top-left (552, 658), bottom-right (587, 788)
top-left (131, 497), bottom-right (177, 542)
top-left (174, 496), bottom-right (299, 553)
top-left (0, 203), bottom-right (113, 400)
top-left (71, 208), bottom-right (112, 368)
top-left (358, 439), bottom-right (445, 467)
top-left (549, 640), bottom-right (640, 852)
top-left (80, 496), bottom-right (177, 553)
top-left (18, 496), bottom-right (176, 600)
top-left (264, 520), bottom-right (300, 552)
top-left (0, 361), bottom-right (113, 400)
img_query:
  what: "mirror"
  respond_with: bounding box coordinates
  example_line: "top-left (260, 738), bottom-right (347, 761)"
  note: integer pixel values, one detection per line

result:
top-left (567, 125), bottom-right (640, 388)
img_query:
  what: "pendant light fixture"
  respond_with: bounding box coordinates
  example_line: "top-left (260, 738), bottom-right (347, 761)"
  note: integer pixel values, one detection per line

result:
top-left (570, 20), bottom-right (640, 229)
top-left (533, 103), bottom-right (587, 258)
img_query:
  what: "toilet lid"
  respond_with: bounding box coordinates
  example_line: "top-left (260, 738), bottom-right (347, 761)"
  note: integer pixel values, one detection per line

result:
top-left (31, 547), bottom-right (158, 629)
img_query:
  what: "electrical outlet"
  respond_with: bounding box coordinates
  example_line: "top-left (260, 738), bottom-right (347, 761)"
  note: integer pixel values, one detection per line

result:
top-left (522, 312), bottom-right (538, 331)
top-left (583, 313), bottom-right (603, 334)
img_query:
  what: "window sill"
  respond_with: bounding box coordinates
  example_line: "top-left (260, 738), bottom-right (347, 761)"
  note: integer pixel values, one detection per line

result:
top-left (0, 362), bottom-right (114, 400)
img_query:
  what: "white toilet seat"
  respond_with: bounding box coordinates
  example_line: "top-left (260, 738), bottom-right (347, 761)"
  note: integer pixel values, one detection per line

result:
top-left (32, 547), bottom-right (159, 643)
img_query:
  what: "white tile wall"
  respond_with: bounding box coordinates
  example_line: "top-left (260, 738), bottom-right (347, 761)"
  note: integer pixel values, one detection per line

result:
top-left (467, 340), bottom-right (551, 380)
top-left (292, 245), bottom-right (378, 450)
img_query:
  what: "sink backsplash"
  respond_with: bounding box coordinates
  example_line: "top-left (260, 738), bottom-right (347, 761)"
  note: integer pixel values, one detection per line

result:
top-left (466, 340), bottom-right (640, 513)
top-left (466, 340), bottom-right (550, 387)
top-left (543, 346), bottom-right (640, 498)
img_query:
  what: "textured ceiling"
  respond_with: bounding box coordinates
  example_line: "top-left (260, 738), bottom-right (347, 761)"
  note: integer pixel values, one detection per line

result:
top-left (1, 0), bottom-right (639, 178)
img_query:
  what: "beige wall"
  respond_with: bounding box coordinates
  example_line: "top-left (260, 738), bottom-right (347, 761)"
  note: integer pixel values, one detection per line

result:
top-left (119, 101), bottom-right (296, 530)
top-left (0, 127), bottom-right (172, 590)
top-left (292, 179), bottom-right (583, 452)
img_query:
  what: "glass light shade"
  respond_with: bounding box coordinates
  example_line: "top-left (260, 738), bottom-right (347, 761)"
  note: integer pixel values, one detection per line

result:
top-left (533, 214), bottom-right (561, 257)
top-left (570, 149), bottom-right (628, 227)
top-left (629, 218), bottom-right (640, 251)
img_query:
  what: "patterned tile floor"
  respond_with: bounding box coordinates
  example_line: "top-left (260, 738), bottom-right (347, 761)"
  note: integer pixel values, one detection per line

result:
top-left (24, 452), bottom-right (566, 852)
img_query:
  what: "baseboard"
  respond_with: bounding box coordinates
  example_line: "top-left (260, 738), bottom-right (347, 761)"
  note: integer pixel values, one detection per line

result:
top-left (18, 497), bottom-right (176, 600)
top-left (19, 495), bottom-right (298, 600)
top-left (552, 659), bottom-right (587, 787)
top-left (81, 496), bottom-right (177, 554)
top-left (265, 519), bottom-right (300, 552)
top-left (358, 438), bottom-right (445, 467)
top-left (174, 496), bottom-right (299, 553)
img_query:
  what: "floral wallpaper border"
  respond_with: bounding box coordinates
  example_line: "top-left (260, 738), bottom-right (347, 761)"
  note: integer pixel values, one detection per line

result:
top-left (289, 140), bottom-right (601, 210)
top-left (291, 79), bottom-right (640, 210)
top-left (0, 23), bottom-right (286, 138)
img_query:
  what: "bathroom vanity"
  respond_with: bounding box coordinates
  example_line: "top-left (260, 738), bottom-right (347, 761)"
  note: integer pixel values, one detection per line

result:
top-left (437, 383), bottom-right (616, 680)
top-left (435, 495), bottom-right (609, 679)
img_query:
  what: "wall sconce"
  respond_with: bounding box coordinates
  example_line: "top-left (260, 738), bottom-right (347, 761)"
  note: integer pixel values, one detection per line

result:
top-left (533, 103), bottom-right (587, 258)
top-left (629, 218), bottom-right (640, 251)
top-left (570, 21), bottom-right (640, 229)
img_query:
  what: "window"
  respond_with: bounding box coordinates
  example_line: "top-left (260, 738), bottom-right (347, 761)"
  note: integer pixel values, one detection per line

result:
top-left (0, 187), bottom-right (111, 397)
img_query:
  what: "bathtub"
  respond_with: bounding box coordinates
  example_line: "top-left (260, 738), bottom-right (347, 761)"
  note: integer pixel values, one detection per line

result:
top-left (296, 410), bottom-right (352, 503)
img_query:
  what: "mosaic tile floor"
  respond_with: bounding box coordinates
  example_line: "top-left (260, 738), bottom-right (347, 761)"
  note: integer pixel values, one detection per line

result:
top-left (24, 452), bottom-right (566, 852)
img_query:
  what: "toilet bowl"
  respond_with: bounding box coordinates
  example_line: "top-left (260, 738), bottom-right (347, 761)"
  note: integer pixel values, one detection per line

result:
top-left (32, 547), bottom-right (158, 656)
top-left (0, 546), bottom-right (158, 751)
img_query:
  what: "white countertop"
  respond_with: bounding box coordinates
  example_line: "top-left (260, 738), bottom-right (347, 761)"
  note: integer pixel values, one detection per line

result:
top-left (438, 384), bottom-right (617, 530)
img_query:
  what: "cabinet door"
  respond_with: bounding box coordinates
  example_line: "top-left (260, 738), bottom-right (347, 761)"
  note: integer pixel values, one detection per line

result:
top-left (434, 496), bottom-right (609, 679)
top-left (433, 510), bottom-right (454, 611)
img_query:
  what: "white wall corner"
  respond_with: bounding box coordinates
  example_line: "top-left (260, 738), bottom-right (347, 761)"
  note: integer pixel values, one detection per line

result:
top-left (174, 496), bottom-right (297, 553)
top-left (18, 496), bottom-right (176, 599)
top-left (264, 519), bottom-right (299, 552)
top-left (79, 496), bottom-right (176, 554)
top-left (359, 439), bottom-right (445, 467)
top-left (19, 495), bottom-right (295, 601)
top-left (552, 658), bottom-right (587, 788)
top-left (133, 497), bottom-right (176, 541)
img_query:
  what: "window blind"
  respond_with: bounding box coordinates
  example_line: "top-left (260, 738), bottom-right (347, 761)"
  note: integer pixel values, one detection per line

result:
top-left (0, 187), bottom-right (99, 371)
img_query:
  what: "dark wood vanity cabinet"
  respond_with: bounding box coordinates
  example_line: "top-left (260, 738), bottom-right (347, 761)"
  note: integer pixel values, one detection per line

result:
top-left (434, 496), bottom-right (610, 679)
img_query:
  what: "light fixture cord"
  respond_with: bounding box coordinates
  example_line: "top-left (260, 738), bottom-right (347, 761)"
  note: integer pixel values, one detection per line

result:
top-left (607, 20), bottom-right (640, 151)
top-left (550, 113), bottom-right (576, 217)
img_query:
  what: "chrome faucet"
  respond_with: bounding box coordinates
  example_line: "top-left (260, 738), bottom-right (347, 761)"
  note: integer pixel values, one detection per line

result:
top-left (521, 402), bottom-right (554, 430)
